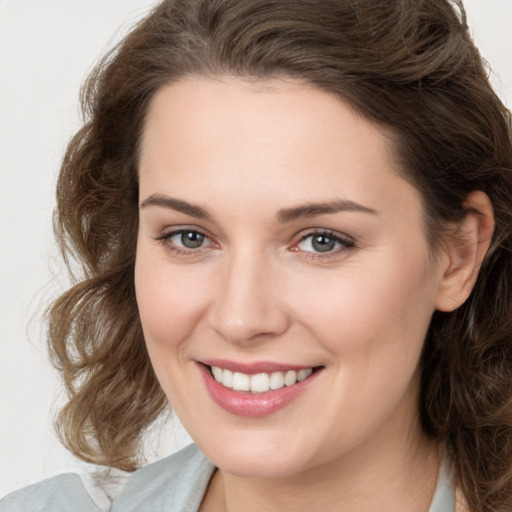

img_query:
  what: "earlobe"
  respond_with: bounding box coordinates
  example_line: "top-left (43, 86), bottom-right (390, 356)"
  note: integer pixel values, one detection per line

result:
top-left (435, 191), bottom-right (495, 312)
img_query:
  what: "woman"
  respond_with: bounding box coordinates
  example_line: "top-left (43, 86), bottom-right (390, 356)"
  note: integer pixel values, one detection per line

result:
top-left (1, 0), bottom-right (511, 510)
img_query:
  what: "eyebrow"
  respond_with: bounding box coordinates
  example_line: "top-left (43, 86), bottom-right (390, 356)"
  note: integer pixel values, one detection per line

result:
top-left (139, 194), bottom-right (212, 220)
top-left (139, 194), bottom-right (377, 222)
top-left (277, 199), bottom-right (378, 222)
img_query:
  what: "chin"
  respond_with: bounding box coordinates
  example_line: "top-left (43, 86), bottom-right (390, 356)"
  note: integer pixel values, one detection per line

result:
top-left (213, 451), bottom-right (312, 479)
top-left (194, 428), bottom-right (320, 478)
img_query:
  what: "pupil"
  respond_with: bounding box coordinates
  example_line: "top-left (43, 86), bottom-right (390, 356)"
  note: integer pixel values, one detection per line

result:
top-left (312, 235), bottom-right (335, 253)
top-left (181, 231), bottom-right (204, 249)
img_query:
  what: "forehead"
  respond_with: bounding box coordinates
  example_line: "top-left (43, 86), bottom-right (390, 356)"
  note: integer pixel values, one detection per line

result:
top-left (141, 76), bottom-right (389, 151)
top-left (138, 76), bottom-right (423, 227)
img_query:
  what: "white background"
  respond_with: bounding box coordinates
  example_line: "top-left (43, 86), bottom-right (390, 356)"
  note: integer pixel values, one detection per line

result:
top-left (1, 0), bottom-right (511, 498)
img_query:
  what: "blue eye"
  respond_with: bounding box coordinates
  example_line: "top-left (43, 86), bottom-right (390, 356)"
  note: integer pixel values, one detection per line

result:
top-left (157, 229), bottom-right (211, 251)
top-left (296, 231), bottom-right (354, 254)
top-left (173, 230), bottom-right (206, 249)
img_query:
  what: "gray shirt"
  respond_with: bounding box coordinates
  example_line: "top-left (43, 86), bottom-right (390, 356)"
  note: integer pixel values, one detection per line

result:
top-left (0, 444), bottom-right (455, 511)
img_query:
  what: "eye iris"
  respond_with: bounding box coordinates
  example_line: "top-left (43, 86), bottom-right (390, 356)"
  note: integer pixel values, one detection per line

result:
top-left (312, 235), bottom-right (335, 252)
top-left (181, 231), bottom-right (204, 249)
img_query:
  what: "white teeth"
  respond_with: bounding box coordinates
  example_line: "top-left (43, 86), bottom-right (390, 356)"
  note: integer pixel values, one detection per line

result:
top-left (210, 366), bottom-right (314, 393)
top-left (232, 372), bottom-right (250, 391)
top-left (297, 368), bottom-right (313, 381)
top-left (223, 369), bottom-right (234, 388)
top-left (269, 371), bottom-right (285, 390)
top-left (211, 366), bottom-right (223, 382)
top-left (250, 373), bottom-right (270, 393)
top-left (284, 370), bottom-right (297, 386)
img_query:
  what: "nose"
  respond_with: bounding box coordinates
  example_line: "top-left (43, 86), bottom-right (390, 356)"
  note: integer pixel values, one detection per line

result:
top-left (207, 250), bottom-right (290, 345)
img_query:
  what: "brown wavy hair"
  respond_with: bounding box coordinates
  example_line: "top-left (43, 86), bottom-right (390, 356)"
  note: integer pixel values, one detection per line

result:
top-left (48, 0), bottom-right (512, 509)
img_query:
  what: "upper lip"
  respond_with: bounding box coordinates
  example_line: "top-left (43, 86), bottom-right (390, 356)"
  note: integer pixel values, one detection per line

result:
top-left (199, 358), bottom-right (320, 374)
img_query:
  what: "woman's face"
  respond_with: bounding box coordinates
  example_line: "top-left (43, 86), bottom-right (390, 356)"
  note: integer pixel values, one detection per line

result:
top-left (135, 77), bottom-right (448, 478)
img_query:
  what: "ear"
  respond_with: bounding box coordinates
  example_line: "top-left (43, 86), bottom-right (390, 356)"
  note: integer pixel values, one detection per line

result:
top-left (435, 191), bottom-right (495, 312)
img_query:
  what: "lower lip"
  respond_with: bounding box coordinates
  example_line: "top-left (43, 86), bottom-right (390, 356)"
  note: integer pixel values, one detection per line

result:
top-left (198, 364), bottom-right (321, 417)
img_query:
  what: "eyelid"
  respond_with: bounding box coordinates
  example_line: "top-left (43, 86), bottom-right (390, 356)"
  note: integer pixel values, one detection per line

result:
top-left (154, 226), bottom-right (218, 254)
top-left (297, 229), bottom-right (354, 244)
top-left (155, 226), bottom-right (208, 242)
top-left (152, 225), bottom-right (355, 259)
top-left (291, 229), bottom-right (356, 257)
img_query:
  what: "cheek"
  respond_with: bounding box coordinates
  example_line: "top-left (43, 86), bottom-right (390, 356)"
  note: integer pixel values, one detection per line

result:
top-left (134, 246), bottom-right (215, 414)
top-left (286, 252), bottom-right (437, 445)
top-left (134, 246), bottom-right (209, 352)
top-left (290, 249), bottom-right (437, 360)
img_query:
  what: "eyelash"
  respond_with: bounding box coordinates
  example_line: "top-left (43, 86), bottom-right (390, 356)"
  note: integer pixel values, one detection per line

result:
top-left (154, 228), bottom-right (215, 256)
top-left (154, 228), bottom-right (355, 259)
top-left (293, 230), bottom-right (355, 259)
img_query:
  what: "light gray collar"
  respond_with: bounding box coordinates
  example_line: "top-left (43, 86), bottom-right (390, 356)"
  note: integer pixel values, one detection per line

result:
top-left (428, 457), bottom-right (455, 512)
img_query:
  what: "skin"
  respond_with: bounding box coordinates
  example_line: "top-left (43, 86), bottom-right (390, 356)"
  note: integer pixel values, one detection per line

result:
top-left (135, 77), bottom-right (493, 511)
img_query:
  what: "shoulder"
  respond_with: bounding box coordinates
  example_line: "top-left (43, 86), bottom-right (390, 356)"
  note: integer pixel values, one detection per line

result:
top-left (0, 445), bottom-right (215, 512)
top-left (112, 443), bottom-right (215, 511)
top-left (0, 473), bottom-right (100, 512)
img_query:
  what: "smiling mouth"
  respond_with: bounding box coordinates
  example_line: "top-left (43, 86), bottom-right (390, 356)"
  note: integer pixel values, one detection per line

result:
top-left (208, 365), bottom-right (321, 393)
